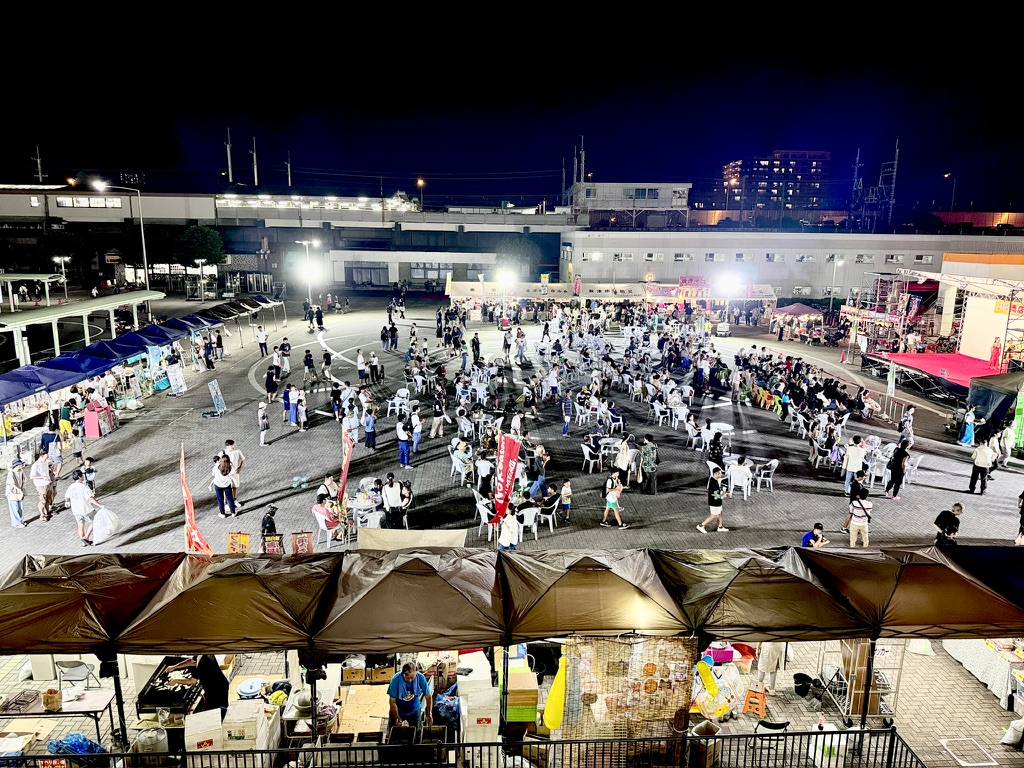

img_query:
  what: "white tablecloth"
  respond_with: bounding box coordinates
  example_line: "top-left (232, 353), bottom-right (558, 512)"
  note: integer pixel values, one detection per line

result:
top-left (943, 639), bottom-right (1023, 710)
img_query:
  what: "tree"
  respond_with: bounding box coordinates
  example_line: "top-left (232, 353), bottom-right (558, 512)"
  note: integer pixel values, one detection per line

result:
top-left (172, 225), bottom-right (226, 267)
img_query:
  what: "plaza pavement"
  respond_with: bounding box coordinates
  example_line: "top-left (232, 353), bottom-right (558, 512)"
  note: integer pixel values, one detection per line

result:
top-left (2, 293), bottom-right (1024, 765)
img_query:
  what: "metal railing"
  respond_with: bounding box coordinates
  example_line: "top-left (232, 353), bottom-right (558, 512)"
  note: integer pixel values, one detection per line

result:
top-left (20, 726), bottom-right (931, 768)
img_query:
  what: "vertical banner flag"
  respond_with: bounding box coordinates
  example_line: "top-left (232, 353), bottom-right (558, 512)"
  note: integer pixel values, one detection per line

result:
top-left (573, 275), bottom-right (582, 296)
top-left (180, 444), bottom-right (213, 555)
top-left (338, 431), bottom-right (355, 499)
top-left (489, 432), bottom-right (522, 524)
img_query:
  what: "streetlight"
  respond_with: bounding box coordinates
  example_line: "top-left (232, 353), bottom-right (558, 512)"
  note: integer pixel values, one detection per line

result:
top-left (295, 239), bottom-right (321, 305)
top-left (944, 172), bottom-right (956, 213)
top-left (53, 256), bottom-right (70, 302)
top-left (829, 257), bottom-right (845, 313)
top-left (416, 178), bottom-right (425, 210)
top-left (93, 180), bottom-right (150, 316)
top-left (194, 258), bottom-right (208, 303)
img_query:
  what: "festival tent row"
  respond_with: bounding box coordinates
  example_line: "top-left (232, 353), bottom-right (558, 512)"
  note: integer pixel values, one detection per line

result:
top-left (2, 546), bottom-right (1023, 658)
top-left (0, 296), bottom-right (280, 407)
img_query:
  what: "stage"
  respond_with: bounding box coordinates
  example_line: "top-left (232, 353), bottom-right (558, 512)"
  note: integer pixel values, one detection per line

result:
top-left (860, 352), bottom-right (1000, 401)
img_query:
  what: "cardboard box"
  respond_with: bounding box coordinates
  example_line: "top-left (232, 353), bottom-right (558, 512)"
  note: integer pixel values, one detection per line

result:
top-left (0, 717), bottom-right (56, 753)
top-left (342, 667), bottom-right (366, 684)
top-left (369, 666), bottom-right (394, 684)
top-left (126, 741), bottom-right (178, 768)
top-left (185, 709), bottom-right (223, 751)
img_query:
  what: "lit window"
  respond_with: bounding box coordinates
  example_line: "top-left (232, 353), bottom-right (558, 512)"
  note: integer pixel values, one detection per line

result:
top-left (735, 253), bottom-right (752, 263)
top-left (705, 253), bottom-right (724, 263)
top-left (612, 253), bottom-right (634, 262)
top-left (30, 196), bottom-right (40, 207)
top-left (795, 254), bottom-right (815, 263)
top-left (582, 252), bottom-right (604, 262)
top-left (914, 254), bottom-right (934, 265)
top-left (825, 254), bottom-right (842, 263)
top-left (765, 253), bottom-right (785, 263)
top-left (855, 254), bottom-right (874, 264)
top-left (793, 286), bottom-right (811, 296)
top-left (644, 252), bottom-right (664, 262)
top-left (884, 254), bottom-right (904, 264)
top-left (674, 253), bottom-right (694, 262)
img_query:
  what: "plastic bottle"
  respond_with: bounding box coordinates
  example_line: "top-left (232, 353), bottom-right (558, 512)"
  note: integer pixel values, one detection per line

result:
top-left (818, 712), bottom-right (826, 730)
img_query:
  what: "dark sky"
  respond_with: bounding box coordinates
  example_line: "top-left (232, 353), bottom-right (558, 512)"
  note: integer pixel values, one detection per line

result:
top-left (4, 40), bottom-right (1017, 211)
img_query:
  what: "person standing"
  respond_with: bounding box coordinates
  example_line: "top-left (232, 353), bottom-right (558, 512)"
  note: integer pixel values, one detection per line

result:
top-left (29, 451), bottom-right (53, 522)
top-left (5, 458), bottom-right (28, 528)
top-left (381, 325), bottom-right (390, 353)
top-left (258, 402), bottom-right (270, 446)
top-left (968, 440), bottom-right (996, 495)
top-left (215, 331), bottom-right (224, 361)
top-left (356, 349), bottom-right (366, 383)
top-left (840, 469), bottom-right (867, 534)
top-left (698, 466), bottom-right (729, 533)
top-left (471, 333), bottom-right (481, 362)
top-left (841, 436), bottom-right (867, 495)
top-left (223, 440), bottom-right (246, 507)
top-left (296, 393), bottom-right (308, 432)
top-left (848, 488), bottom-right (872, 547)
top-left (279, 337), bottom-right (292, 375)
top-left (164, 656), bottom-right (230, 718)
top-left (990, 337), bottom-right (1003, 370)
top-left (429, 391), bottom-right (448, 439)
top-left (256, 326), bottom-right (269, 357)
top-left (389, 323), bottom-right (399, 351)
top-left (396, 418), bottom-right (412, 469)
top-left (271, 346), bottom-right (283, 380)
top-left (637, 434), bottom-right (659, 495)
top-left (363, 406), bottom-right (378, 449)
top-left (884, 439), bottom-right (911, 500)
top-left (388, 662), bottom-right (433, 730)
top-left (934, 503), bottom-right (963, 546)
top-left (999, 422), bottom-right (1017, 468)
top-left (381, 473), bottom-right (404, 529)
top-left (209, 455), bottom-right (237, 518)
top-left (410, 405), bottom-right (424, 454)
top-left (65, 469), bottom-right (101, 545)
top-left (321, 349), bottom-right (333, 381)
top-left (959, 406), bottom-right (977, 447)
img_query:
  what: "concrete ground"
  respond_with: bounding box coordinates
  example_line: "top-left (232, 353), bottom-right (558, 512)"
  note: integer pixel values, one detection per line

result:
top-left (1, 292), bottom-right (1022, 765)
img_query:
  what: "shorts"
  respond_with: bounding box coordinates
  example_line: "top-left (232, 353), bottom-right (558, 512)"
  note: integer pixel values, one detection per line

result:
top-left (73, 452), bottom-right (83, 459)
top-left (561, 503), bottom-right (570, 512)
top-left (73, 509), bottom-right (95, 524)
top-left (708, 505), bottom-right (722, 517)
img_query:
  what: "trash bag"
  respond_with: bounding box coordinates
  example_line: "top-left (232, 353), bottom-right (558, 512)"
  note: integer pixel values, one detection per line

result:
top-left (47, 733), bottom-right (104, 755)
top-left (91, 507), bottom-right (121, 545)
top-left (1002, 717), bottom-right (1024, 746)
top-left (434, 682), bottom-right (460, 726)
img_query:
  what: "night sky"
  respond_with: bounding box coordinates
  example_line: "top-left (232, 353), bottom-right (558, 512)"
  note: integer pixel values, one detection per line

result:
top-left (3, 39), bottom-right (1017, 212)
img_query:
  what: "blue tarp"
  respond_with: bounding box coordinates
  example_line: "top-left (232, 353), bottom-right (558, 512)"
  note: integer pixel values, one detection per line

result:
top-left (162, 317), bottom-right (204, 335)
top-left (135, 325), bottom-right (186, 345)
top-left (36, 353), bottom-right (115, 382)
top-left (0, 367), bottom-right (49, 406)
top-left (81, 341), bottom-right (131, 361)
top-left (92, 333), bottom-right (153, 359)
top-left (179, 314), bottom-right (221, 329)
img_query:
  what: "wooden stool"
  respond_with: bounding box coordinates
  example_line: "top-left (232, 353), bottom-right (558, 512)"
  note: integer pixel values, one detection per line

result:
top-left (742, 681), bottom-right (767, 717)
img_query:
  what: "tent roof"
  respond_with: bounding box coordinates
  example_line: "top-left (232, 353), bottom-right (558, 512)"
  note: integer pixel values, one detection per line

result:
top-left (773, 302), bottom-right (823, 317)
top-left (969, 370), bottom-right (1024, 396)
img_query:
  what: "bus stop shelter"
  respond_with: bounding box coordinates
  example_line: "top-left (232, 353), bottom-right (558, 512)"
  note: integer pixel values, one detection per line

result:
top-left (0, 291), bottom-right (166, 365)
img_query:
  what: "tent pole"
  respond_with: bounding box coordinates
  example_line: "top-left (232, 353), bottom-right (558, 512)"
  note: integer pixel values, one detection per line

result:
top-left (859, 638), bottom-right (876, 729)
top-left (112, 672), bottom-right (129, 749)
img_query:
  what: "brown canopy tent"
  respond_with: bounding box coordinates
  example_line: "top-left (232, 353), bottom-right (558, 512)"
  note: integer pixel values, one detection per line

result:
top-left (773, 302), bottom-right (823, 318)
top-left (500, 550), bottom-right (689, 642)
top-left (117, 554), bottom-right (342, 654)
top-left (314, 549), bottom-right (505, 653)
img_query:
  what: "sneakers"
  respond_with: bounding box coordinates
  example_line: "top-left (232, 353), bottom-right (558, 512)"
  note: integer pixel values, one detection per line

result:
top-left (619, 524), bottom-right (630, 530)
top-left (696, 524), bottom-right (707, 533)
top-left (717, 527), bottom-right (730, 532)
top-left (219, 512), bottom-right (227, 519)
top-left (891, 496), bottom-right (900, 501)
top-left (599, 521), bottom-right (611, 528)
top-left (840, 527), bottom-right (850, 534)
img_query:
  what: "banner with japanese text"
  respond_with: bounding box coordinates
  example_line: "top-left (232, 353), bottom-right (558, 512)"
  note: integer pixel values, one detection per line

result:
top-left (490, 432), bottom-right (521, 524)
top-left (338, 431), bottom-right (355, 499)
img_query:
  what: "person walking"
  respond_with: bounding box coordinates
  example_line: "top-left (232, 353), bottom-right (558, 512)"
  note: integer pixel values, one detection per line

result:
top-left (968, 440), bottom-right (996, 495)
top-left (698, 466), bottom-right (729, 533)
top-left (65, 469), bottom-right (101, 545)
top-left (222, 440), bottom-right (247, 507)
top-left (884, 438), bottom-right (911, 500)
top-left (302, 350), bottom-right (319, 387)
top-left (215, 331), bottom-right (224, 361)
top-left (959, 405), bottom-right (977, 446)
top-left (429, 391), bottom-right (448, 439)
top-left (256, 326), bottom-right (269, 357)
top-left (321, 349), bottom-right (332, 381)
top-left (279, 338), bottom-right (292, 375)
top-left (637, 434), bottom-right (659, 495)
top-left (5, 458), bottom-right (28, 528)
top-left (380, 325), bottom-right (390, 353)
top-left (258, 402), bottom-right (270, 446)
top-left (363, 406), bottom-right (378, 449)
top-left (841, 436), bottom-right (867, 495)
top-left (560, 390), bottom-right (573, 437)
top-left (600, 470), bottom-right (628, 529)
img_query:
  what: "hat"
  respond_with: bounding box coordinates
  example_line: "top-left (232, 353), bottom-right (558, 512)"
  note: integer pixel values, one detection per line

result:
top-left (259, 402), bottom-right (267, 409)
top-left (10, 458), bottom-right (24, 467)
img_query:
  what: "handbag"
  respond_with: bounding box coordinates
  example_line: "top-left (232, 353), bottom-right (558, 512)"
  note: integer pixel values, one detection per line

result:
top-left (9, 487), bottom-right (24, 501)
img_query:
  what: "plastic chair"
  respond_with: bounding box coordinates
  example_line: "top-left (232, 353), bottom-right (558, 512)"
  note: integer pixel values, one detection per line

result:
top-left (518, 508), bottom-right (540, 541)
top-left (537, 497), bottom-right (559, 533)
top-left (56, 660), bottom-right (100, 690)
top-left (581, 444), bottom-right (602, 474)
top-left (476, 501), bottom-right (494, 540)
top-left (727, 468), bottom-right (753, 500)
top-left (313, 509), bottom-right (342, 551)
top-left (905, 454), bottom-right (924, 484)
top-left (651, 402), bottom-right (668, 427)
top-left (756, 460), bottom-right (779, 493)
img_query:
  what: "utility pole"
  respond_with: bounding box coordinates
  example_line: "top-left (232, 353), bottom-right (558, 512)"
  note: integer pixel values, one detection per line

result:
top-left (250, 137), bottom-right (258, 188)
top-left (32, 146), bottom-right (45, 183)
top-left (286, 151), bottom-right (292, 187)
top-left (225, 128), bottom-right (234, 184)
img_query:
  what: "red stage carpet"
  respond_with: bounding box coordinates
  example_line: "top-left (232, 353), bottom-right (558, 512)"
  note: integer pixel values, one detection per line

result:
top-left (881, 353), bottom-right (998, 389)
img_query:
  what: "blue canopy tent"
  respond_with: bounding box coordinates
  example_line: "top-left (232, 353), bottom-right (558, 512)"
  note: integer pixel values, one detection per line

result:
top-left (91, 333), bottom-right (152, 360)
top-left (135, 325), bottom-right (186, 345)
top-left (80, 341), bottom-right (131, 362)
top-left (0, 367), bottom-right (50, 407)
top-left (161, 317), bottom-right (205, 336)
top-left (179, 314), bottom-right (221, 330)
top-left (35, 352), bottom-right (116, 386)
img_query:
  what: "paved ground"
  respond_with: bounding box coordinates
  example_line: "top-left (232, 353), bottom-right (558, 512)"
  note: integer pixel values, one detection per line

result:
top-left (2, 292), bottom-right (1023, 765)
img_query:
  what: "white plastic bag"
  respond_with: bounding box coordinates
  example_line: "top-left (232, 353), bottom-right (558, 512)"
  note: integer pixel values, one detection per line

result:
top-left (91, 507), bottom-right (121, 544)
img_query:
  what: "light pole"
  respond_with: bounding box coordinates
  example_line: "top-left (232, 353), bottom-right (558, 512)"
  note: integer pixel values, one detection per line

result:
top-left (296, 239), bottom-right (320, 305)
top-left (417, 178), bottom-right (425, 210)
top-left (53, 256), bottom-right (70, 302)
top-left (93, 181), bottom-right (149, 316)
top-left (829, 257), bottom-right (845, 313)
top-left (195, 258), bottom-right (208, 303)
top-left (944, 172), bottom-right (956, 213)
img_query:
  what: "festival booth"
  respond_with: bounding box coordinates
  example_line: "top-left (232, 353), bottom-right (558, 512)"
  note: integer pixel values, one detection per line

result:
top-left (967, 371), bottom-right (1024, 452)
top-left (771, 302), bottom-right (827, 344)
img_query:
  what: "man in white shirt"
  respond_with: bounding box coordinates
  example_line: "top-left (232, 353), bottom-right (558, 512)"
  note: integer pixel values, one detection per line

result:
top-left (222, 440), bottom-right (247, 507)
top-left (29, 452), bottom-right (54, 521)
top-left (256, 326), bottom-right (269, 357)
top-left (381, 473), bottom-right (404, 528)
top-left (65, 469), bottom-right (101, 545)
top-left (356, 349), bottom-right (367, 383)
top-left (841, 436), bottom-right (868, 495)
top-left (410, 406), bottom-right (423, 454)
top-left (969, 442), bottom-right (996, 495)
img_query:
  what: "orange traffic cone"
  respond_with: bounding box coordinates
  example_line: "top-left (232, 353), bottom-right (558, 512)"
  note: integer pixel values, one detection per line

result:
top-left (839, 350), bottom-right (847, 364)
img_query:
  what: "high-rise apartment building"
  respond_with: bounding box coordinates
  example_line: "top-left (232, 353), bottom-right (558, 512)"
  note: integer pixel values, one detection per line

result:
top-left (722, 150), bottom-right (831, 219)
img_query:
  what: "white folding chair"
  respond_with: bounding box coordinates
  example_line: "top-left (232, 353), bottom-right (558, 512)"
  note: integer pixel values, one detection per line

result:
top-left (313, 510), bottom-right (342, 551)
top-left (476, 501), bottom-right (495, 540)
top-left (756, 460), bottom-right (779, 493)
top-left (905, 454), bottom-right (924, 484)
top-left (518, 508), bottom-right (540, 541)
top-left (582, 444), bottom-right (602, 473)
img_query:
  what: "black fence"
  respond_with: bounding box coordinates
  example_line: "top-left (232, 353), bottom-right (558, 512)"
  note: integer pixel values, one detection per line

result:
top-left (16, 727), bottom-right (930, 768)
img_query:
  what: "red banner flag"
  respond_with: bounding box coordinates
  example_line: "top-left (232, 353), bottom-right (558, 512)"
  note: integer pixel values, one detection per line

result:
top-left (338, 431), bottom-right (355, 499)
top-left (490, 432), bottom-right (521, 524)
top-left (180, 444), bottom-right (213, 555)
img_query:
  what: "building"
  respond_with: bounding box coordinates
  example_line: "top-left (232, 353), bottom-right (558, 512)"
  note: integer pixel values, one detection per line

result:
top-left (720, 150), bottom-right (832, 222)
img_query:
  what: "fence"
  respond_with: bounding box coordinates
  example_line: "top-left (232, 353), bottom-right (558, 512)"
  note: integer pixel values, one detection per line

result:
top-left (24, 727), bottom-right (930, 768)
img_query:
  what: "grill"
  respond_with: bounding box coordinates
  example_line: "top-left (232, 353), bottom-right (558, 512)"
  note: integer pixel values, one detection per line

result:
top-left (0, 690), bottom-right (40, 715)
top-left (136, 656), bottom-right (205, 716)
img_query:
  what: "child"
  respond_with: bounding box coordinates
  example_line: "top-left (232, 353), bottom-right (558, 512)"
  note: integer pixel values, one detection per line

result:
top-left (258, 402), bottom-right (270, 446)
top-left (70, 429), bottom-right (86, 469)
top-left (83, 457), bottom-right (97, 492)
top-left (560, 479), bottom-right (573, 522)
top-left (296, 395), bottom-right (308, 432)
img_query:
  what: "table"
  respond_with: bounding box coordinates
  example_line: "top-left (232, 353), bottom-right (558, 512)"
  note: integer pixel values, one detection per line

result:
top-left (0, 688), bottom-right (116, 744)
top-left (944, 639), bottom-right (1024, 710)
top-left (710, 422), bottom-right (734, 434)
